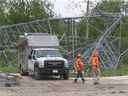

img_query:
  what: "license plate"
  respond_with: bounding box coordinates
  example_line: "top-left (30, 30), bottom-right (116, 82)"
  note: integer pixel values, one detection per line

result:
top-left (53, 70), bottom-right (58, 73)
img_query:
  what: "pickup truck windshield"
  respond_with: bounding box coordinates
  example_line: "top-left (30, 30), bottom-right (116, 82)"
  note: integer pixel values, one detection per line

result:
top-left (36, 50), bottom-right (62, 58)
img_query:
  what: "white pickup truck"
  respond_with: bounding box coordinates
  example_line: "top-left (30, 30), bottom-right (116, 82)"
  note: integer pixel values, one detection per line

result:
top-left (17, 33), bottom-right (69, 80)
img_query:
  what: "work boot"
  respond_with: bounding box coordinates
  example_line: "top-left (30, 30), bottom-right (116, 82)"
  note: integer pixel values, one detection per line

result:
top-left (82, 79), bottom-right (85, 84)
top-left (74, 79), bottom-right (77, 83)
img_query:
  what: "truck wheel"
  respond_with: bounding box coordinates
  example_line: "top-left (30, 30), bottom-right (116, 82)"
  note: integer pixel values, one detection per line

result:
top-left (20, 71), bottom-right (28, 76)
top-left (63, 74), bottom-right (69, 80)
top-left (20, 65), bottom-right (28, 76)
top-left (34, 67), bottom-right (41, 80)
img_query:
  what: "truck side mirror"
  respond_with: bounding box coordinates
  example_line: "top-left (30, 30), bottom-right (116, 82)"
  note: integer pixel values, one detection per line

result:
top-left (28, 55), bottom-right (32, 59)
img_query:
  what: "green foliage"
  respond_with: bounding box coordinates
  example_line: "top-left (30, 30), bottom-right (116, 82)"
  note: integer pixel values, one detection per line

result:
top-left (96, 0), bottom-right (124, 12)
top-left (0, 0), bottom-right (54, 25)
top-left (101, 64), bottom-right (128, 76)
top-left (0, 49), bottom-right (17, 67)
top-left (0, 0), bottom-right (8, 25)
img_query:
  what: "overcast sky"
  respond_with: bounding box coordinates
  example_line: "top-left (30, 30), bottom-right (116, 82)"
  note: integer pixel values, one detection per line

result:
top-left (49, 0), bottom-right (100, 17)
top-left (49, 0), bottom-right (128, 17)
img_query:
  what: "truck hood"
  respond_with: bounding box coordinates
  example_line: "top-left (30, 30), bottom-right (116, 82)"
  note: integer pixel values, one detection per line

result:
top-left (36, 57), bottom-right (68, 68)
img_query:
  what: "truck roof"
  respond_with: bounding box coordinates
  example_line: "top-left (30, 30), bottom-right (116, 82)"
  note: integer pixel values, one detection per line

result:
top-left (17, 33), bottom-right (59, 48)
top-left (33, 48), bottom-right (58, 51)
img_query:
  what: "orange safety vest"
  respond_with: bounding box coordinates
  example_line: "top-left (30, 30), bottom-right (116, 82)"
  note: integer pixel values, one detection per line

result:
top-left (75, 58), bottom-right (85, 72)
top-left (91, 55), bottom-right (100, 70)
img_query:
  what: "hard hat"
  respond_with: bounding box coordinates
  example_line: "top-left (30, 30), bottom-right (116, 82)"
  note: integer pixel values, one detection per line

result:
top-left (92, 54), bottom-right (96, 57)
top-left (92, 52), bottom-right (99, 57)
top-left (94, 49), bottom-right (99, 55)
top-left (77, 53), bottom-right (81, 57)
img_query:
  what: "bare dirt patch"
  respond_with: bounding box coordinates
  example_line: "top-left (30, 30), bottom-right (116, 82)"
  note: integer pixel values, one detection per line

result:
top-left (0, 76), bottom-right (128, 96)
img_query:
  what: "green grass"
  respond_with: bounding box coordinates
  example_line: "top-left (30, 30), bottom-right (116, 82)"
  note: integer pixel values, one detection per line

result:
top-left (69, 64), bottom-right (128, 77)
top-left (0, 67), bottom-right (17, 73)
top-left (0, 64), bottom-right (128, 76)
top-left (101, 64), bottom-right (128, 76)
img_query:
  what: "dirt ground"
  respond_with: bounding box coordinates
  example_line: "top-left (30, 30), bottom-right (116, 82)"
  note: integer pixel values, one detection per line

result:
top-left (0, 76), bottom-right (128, 96)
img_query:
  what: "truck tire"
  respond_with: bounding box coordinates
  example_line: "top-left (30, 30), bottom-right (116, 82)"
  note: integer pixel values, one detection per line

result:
top-left (20, 71), bottom-right (28, 76)
top-left (63, 73), bottom-right (69, 80)
top-left (19, 65), bottom-right (28, 76)
top-left (34, 67), bottom-right (41, 80)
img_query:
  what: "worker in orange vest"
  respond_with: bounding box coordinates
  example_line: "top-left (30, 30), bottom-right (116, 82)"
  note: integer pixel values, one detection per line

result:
top-left (74, 53), bottom-right (85, 83)
top-left (91, 49), bottom-right (101, 85)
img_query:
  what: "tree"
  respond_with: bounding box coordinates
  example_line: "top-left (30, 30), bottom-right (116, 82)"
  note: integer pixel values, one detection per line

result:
top-left (95, 0), bottom-right (124, 12)
top-left (0, 0), bottom-right (8, 25)
top-left (0, 0), bottom-right (54, 25)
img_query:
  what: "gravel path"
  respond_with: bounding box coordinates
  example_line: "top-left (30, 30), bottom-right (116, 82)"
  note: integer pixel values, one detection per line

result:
top-left (0, 76), bottom-right (128, 96)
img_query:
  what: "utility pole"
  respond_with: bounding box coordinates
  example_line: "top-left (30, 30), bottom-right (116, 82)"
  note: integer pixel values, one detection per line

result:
top-left (86, 0), bottom-right (90, 40)
top-left (71, 19), bottom-right (75, 59)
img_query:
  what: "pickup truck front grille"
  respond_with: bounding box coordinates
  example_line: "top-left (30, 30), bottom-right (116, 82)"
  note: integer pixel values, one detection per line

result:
top-left (44, 61), bottom-right (64, 68)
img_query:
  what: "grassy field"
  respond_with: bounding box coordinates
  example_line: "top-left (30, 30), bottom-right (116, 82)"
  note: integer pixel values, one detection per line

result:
top-left (0, 64), bottom-right (128, 76)
top-left (70, 64), bottom-right (128, 77)
top-left (0, 67), bottom-right (17, 73)
top-left (101, 64), bottom-right (128, 76)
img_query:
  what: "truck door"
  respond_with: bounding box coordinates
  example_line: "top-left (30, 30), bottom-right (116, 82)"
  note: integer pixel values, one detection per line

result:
top-left (28, 50), bottom-right (36, 72)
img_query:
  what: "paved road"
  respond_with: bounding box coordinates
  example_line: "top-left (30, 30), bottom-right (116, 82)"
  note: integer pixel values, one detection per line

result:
top-left (0, 76), bottom-right (128, 96)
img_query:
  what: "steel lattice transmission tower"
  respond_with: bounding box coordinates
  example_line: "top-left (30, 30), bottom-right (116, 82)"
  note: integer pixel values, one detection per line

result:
top-left (0, 1), bottom-right (127, 69)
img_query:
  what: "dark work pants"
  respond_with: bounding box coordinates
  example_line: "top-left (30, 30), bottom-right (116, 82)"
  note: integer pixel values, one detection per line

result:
top-left (74, 71), bottom-right (85, 82)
